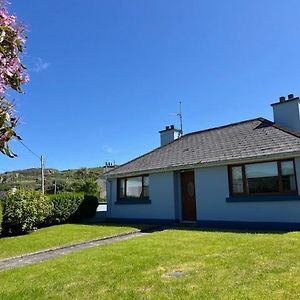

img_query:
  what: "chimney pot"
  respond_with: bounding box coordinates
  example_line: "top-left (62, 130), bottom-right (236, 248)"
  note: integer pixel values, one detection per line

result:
top-left (288, 94), bottom-right (294, 100)
top-left (279, 96), bottom-right (286, 103)
top-left (165, 126), bottom-right (169, 130)
top-left (170, 125), bottom-right (174, 129)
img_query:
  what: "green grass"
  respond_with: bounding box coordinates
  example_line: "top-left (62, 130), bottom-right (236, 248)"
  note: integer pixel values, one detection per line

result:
top-left (1, 228), bottom-right (300, 299)
top-left (0, 223), bottom-right (139, 259)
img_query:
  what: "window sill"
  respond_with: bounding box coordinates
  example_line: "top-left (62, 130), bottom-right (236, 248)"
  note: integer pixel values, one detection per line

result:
top-left (226, 194), bottom-right (300, 202)
top-left (115, 199), bottom-right (151, 205)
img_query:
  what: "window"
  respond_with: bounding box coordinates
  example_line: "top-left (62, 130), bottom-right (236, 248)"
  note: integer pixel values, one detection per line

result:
top-left (231, 166), bottom-right (244, 193)
top-left (229, 160), bottom-right (297, 196)
top-left (118, 175), bottom-right (149, 199)
top-left (245, 162), bottom-right (279, 193)
top-left (281, 161), bottom-right (296, 191)
top-left (119, 179), bottom-right (126, 198)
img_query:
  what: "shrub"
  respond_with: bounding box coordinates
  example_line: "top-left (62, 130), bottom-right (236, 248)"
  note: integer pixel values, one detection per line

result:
top-left (2, 189), bottom-right (52, 235)
top-left (71, 178), bottom-right (101, 197)
top-left (0, 200), bottom-right (2, 235)
top-left (76, 194), bottom-right (99, 219)
top-left (47, 192), bottom-right (84, 225)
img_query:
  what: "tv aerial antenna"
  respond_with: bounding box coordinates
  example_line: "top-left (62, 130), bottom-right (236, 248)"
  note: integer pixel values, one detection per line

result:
top-left (177, 101), bottom-right (183, 136)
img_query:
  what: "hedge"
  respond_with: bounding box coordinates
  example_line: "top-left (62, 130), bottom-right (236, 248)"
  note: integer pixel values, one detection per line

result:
top-left (2, 189), bottom-right (52, 235)
top-left (76, 194), bottom-right (99, 218)
top-left (1, 190), bottom-right (99, 236)
top-left (46, 192), bottom-right (84, 225)
top-left (0, 200), bottom-right (2, 235)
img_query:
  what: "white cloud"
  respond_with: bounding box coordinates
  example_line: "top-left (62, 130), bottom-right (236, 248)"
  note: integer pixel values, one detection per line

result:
top-left (32, 57), bottom-right (50, 73)
top-left (103, 145), bottom-right (119, 154)
top-left (103, 145), bottom-right (113, 153)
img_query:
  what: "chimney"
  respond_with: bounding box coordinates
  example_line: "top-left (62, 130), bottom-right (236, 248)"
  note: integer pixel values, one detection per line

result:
top-left (271, 94), bottom-right (300, 132)
top-left (159, 124), bottom-right (181, 146)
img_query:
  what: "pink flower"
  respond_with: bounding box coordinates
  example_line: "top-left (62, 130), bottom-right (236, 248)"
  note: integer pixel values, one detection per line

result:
top-left (0, 1), bottom-right (28, 157)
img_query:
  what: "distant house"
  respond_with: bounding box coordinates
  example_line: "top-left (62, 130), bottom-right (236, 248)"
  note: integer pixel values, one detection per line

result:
top-left (96, 177), bottom-right (106, 199)
top-left (97, 163), bottom-right (118, 200)
top-left (106, 94), bottom-right (300, 230)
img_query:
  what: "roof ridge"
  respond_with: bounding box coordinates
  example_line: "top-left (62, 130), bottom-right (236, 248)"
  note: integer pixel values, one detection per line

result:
top-left (184, 117), bottom-right (264, 137)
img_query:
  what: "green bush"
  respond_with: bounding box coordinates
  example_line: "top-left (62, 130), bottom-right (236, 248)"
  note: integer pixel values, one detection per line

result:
top-left (71, 178), bottom-right (101, 197)
top-left (2, 189), bottom-right (52, 235)
top-left (0, 200), bottom-right (3, 235)
top-left (76, 194), bottom-right (99, 218)
top-left (47, 192), bottom-right (84, 225)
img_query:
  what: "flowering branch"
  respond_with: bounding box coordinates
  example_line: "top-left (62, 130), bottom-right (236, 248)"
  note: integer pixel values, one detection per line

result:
top-left (0, 1), bottom-right (28, 157)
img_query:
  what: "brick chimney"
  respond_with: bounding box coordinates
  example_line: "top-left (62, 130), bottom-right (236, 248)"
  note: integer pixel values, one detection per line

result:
top-left (271, 94), bottom-right (300, 132)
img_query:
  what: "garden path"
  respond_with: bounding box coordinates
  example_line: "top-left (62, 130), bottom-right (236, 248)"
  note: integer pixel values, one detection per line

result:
top-left (0, 231), bottom-right (148, 271)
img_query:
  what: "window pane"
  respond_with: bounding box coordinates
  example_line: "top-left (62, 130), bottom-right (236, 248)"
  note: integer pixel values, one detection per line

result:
top-left (245, 162), bottom-right (279, 193)
top-left (119, 179), bottom-right (126, 198)
top-left (126, 177), bottom-right (143, 198)
top-left (143, 176), bottom-right (149, 198)
top-left (281, 161), bottom-right (296, 191)
top-left (232, 166), bottom-right (244, 193)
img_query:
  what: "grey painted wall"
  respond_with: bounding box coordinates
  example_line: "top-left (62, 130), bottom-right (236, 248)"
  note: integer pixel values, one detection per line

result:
top-left (195, 157), bottom-right (300, 223)
top-left (107, 172), bottom-right (176, 220)
top-left (160, 129), bottom-right (180, 146)
top-left (272, 99), bottom-right (300, 132)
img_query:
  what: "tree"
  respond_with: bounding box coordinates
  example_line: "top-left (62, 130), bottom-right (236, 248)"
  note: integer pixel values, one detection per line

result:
top-left (80, 178), bottom-right (101, 197)
top-left (72, 178), bottom-right (101, 198)
top-left (0, 1), bottom-right (28, 157)
top-left (74, 168), bottom-right (90, 180)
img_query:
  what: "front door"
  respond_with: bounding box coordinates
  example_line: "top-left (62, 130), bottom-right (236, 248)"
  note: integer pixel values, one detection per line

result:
top-left (181, 171), bottom-right (196, 221)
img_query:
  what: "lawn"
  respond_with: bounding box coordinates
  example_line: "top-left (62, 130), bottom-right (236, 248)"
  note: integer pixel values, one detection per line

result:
top-left (0, 223), bottom-right (139, 259)
top-left (1, 228), bottom-right (300, 299)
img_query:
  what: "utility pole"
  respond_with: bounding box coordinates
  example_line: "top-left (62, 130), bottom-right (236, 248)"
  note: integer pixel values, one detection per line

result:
top-left (19, 140), bottom-right (46, 194)
top-left (53, 179), bottom-right (57, 194)
top-left (40, 155), bottom-right (45, 194)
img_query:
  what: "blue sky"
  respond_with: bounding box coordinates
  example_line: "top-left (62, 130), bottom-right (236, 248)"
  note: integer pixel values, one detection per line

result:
top-left (1, 0), bottom-right (300, 172)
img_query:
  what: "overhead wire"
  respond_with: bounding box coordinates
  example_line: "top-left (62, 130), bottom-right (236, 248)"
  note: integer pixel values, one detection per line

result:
top-left (18, 140), bottom-right (40, 159)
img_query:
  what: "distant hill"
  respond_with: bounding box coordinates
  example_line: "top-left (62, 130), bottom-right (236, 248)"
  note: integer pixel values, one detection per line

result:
top-left (0, 167), bottom-right (104, 192)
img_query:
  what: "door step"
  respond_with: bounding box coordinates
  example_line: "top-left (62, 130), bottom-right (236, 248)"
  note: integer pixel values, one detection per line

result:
top-left (181, 220), bottom-right (197, 224)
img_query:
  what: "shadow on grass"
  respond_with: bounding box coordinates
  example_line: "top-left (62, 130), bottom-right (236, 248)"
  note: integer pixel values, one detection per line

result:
top-left (70, 221), bottom-right (161, 232)
top-left (73, 219), bottom-right (295, 235)
top-left (162, 224), bottom-right (289, 235)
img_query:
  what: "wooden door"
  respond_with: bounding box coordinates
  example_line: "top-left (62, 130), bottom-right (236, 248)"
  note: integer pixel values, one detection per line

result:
top-left (181, 171), bottom-right (196, 221)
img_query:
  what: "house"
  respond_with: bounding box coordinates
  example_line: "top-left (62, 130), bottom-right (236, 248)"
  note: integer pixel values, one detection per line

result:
top-left (96, 163), bottom-right (118, 200)
top-left (105, 94), bottom-right (300, 230)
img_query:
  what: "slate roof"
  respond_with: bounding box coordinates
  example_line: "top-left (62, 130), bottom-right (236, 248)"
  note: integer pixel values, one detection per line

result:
top-left (107, 118), bottom-right (300, 177)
